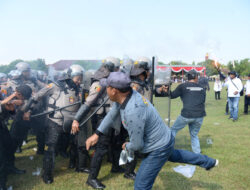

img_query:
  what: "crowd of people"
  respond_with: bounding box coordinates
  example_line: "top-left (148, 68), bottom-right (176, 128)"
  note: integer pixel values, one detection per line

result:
top-left (0, 57), bottom-right (248, 190)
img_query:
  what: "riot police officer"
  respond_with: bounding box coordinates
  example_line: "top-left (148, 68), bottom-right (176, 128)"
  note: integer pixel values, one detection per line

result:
top-left (71, 57), bottom-right (123, 189)
top-left (8, 62), bottom-right (45, 153)
top-left (25, 64), bottom-right (85, 184)
top-left (131, 57), bottom-right (152, 101)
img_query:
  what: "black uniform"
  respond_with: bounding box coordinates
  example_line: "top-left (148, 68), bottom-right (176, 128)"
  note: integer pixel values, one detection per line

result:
top-left (6, 77), bottom-right (45, 153)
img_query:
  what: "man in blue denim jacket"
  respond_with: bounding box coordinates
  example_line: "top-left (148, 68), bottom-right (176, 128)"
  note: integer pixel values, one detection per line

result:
top-left (86, 72), bottom-right (218, 190)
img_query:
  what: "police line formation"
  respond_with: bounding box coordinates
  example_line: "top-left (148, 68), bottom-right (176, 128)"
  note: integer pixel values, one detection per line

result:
top-left (0, 57), bottom-right (219, 190)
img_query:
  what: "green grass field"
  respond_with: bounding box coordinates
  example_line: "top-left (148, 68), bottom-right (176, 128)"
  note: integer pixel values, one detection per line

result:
top-left (8, 82), bottom-right (250, 190)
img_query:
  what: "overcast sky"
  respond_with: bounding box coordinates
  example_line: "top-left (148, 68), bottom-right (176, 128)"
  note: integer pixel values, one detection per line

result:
top-left (0, 0), bottom-right (249, 65)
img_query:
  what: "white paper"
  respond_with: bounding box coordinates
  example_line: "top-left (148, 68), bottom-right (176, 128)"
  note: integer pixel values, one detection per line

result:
top-left (173, 165), bottom-right (196, 178)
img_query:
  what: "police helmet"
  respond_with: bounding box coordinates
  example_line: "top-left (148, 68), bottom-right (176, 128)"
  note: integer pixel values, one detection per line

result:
top-left (102, 57), bottom-right (120, 72)
top-left (15, 62), bottom-right (31, 73)
top-left (37, 70), bottom-right (46, 81)
top-left (135, 57), bottom-right (151, 71)
top-left (67, 65), bottom-right (85, 79)
top-left (0, 73), bottom-right (7, 79)
top-left (8, 70), bottom-right (22, 79)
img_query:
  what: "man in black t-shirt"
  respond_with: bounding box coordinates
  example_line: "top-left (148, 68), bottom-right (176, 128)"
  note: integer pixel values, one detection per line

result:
top-left (156, 70), bottom-right (206, 154)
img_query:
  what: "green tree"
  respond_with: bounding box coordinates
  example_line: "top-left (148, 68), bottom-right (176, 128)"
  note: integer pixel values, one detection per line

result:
top-left (197, 59), bottom-right (218, 76)
top-left (28, 59), bottom-right (47, 72)
top-left (169, 61), bottom-right (188, 65)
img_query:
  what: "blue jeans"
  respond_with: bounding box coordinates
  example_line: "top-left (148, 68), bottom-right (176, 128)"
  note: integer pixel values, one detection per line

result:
top-left (134, 136), bottom-right (216, 190)
top-left (228, 97), bottom-right (240, 120)
top-left (171, 115), bottom-right (203, 154)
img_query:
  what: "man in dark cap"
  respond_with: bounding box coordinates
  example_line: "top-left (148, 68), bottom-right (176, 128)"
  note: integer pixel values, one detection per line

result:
top-left (9, 84), bottom-right (34, 154)
top-left (223, 71), bottom-right (243, 121)
top-left (85, 72), bottom-right (218, 190)
top-left (156, 70), bottom-right (206, 154)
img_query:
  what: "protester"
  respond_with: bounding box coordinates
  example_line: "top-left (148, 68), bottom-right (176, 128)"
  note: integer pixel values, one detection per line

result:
top-left (156, 70), bottom-right (206, 154)
top-left (223, 71), bottom-right (243, 121)
top-left (214, 77), bottom-right (223, 100)
top-left (243, 74), bottom-right (250, 114)
top-left (0, 85), bottom-right (31, 190)
top-left (85, 72), bottom-right (218, 190)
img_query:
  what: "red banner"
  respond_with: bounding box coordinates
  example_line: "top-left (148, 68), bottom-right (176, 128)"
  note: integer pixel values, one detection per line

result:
top-left (157, 66), bottom-right (205, 73)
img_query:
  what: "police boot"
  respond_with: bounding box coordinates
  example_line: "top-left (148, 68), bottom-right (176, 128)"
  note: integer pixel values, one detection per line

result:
top-left (42, 151), bottom-right (54, 184)
top-left (86, 176), bottom-right (105, 189)
top-left (124, 171), bottom-right (136, 180)
top-left (75, 148), bottom-right (90, 173)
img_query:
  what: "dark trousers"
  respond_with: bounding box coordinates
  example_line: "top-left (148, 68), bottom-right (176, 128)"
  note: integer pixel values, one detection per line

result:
top-left (69, 123), bottom-right (89, 169)
top-left (89, 116), bottom-right (124, 179)
top-left (10, 117), bottom-right (30, 152)
top-left (215, 91), bottom-right (221, 100)
top-left (226, 101), bottom-right (229, 114)
top-left (0, 124), bottom-right (15, 188)
top-left (43, 119), bottom-right (64, 177)
top-left (31, 117), bottom-right (46, 152)
top-left (244, 95), bottom-right (250, 113)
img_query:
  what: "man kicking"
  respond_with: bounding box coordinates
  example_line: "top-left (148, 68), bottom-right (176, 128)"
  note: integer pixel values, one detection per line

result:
top-left (83, 72), bottom-right (218, 190)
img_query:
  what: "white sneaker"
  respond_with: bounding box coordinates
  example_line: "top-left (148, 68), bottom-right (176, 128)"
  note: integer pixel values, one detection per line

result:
top-left (206, 159), bottom-right (219, 170)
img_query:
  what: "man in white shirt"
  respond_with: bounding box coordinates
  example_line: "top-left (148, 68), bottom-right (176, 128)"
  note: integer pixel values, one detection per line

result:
top-left (213, 77), bottom-right (222, 100)
top-left (244, 74), bottom-right (250, 114)
top-left (223, 71), bottom-right (243, 121)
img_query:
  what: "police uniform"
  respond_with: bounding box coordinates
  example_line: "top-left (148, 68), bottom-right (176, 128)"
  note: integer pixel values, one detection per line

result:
top-left (68, 85), bottom-right (90, 172)
top-left (74, 63), bottom-right (123, 189)
top-left (31, 79), bottom-right (81, 184)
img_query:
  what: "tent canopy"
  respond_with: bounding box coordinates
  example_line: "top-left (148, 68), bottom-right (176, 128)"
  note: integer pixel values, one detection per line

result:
top-left (157, 65), bottom-right (206, 73)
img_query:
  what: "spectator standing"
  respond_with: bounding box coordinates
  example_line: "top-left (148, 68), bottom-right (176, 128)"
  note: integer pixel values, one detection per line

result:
top-left (213, 78), bottom-right (222, 100)
top-left (243, 74), bottom-right (250, 114)
top-left (223, 71), bottom-right (243, 121)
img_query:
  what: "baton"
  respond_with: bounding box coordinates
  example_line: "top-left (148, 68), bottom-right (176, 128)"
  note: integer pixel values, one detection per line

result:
top-left (79, 97), bottom-right (109, 128)
top-left (30, 101), bottom-right (81, 118)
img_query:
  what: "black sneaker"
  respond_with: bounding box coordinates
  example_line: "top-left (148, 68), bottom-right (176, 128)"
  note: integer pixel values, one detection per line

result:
top-left (86, 178), bottom-right (105, 189)
top-left (75, 167), bottom-right (90, 173)
top-left (124, 172), bottom-right (136, 180)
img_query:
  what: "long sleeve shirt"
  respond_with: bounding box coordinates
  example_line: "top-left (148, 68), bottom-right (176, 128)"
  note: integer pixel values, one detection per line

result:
top-left (223, 77), bottom-right (243, 97)
top-left (96, 90), bottom-right (171, 154)
top-left (213, 81), bottom-right (223, 92)
top-left (245, 80), bottom-right (250, 96)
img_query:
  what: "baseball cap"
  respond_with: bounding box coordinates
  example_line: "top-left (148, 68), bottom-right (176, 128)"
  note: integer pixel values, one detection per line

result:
top-left (100, 72), bottom-right (131, 89)
top-left (229, 71), bottom-right (236, 76)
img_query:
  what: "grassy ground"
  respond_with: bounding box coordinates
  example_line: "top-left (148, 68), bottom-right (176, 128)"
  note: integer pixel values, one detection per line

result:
top-left (8, 82), bottom-right (250, 190)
